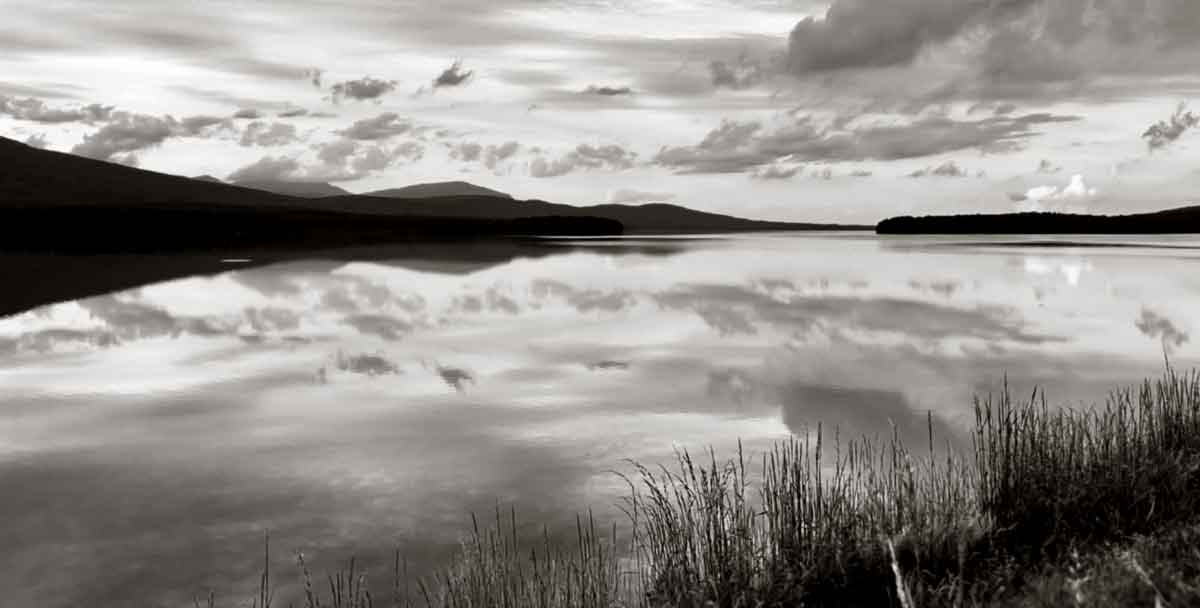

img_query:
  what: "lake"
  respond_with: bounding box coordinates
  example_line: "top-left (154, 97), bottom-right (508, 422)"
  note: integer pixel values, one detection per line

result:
top-left (2, 232), bottom-right (1198, 607)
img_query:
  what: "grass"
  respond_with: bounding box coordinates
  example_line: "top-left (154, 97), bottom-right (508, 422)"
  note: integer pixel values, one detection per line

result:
top-left (203, 368), bottom-right (1200, 607)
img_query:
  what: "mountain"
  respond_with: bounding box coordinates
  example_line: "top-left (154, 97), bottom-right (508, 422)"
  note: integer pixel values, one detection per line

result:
top-left (366, 181), bottom-right (512, 199)
top-left (0, 136), bottom-right (866, 254)
top-left (876, 207), bottom-right (1200, 234)
top-left (192, 174), bottom-right (224, 183)
top-left (234, 180), bottom-right (351, 198)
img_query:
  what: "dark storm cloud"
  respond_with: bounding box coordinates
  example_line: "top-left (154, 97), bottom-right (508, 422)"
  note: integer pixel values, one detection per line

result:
top-left (782, 0), bottom-right (1200, 104)
top-left (432, 61), bottom-right (473, 88)
top-left (1135, 308), bottom-right (1189, 352)
top-left (655, 112), bottom-right (1078, 174)
top-left (0, 95), bottom-right (114, 123)
top-left (786, 0), bottom-right (1038, 74)
top-left (530, 144), bottom-right (638, 178)
top-left (1142, 103), bottom-right (1199, 151)
top-left (329, 77), bottom-right (398, 104)
top-left (584, 85), bottom-right (633, 96)
top-left (337, 112), bottom-right (413, 140)
top-left (238, 122), bottom-right (299, 147)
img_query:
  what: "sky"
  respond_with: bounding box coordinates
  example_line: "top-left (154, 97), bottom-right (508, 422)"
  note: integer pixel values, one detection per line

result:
top-left (2, 0), bottom-right (1199, 223)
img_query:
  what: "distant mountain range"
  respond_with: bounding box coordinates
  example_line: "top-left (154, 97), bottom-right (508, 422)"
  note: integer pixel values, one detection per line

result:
top-left (0, 136), bottom-right (866, 252)
top-left (366, 181), bottom-right (513, 199)
top-left (234, 180), bottom-right (352, 198)
top-left (877, 207), bottom-right (1200, 234)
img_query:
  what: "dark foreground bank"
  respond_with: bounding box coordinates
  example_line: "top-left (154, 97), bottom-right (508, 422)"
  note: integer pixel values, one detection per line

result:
top-left (187, 369), bottom-right (1200, 607)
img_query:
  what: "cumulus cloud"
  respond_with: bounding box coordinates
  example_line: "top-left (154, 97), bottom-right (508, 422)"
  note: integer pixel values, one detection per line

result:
top-left (909, 160), bottom-right (968, 178)
top-left (227, 138), bottom-right (423, 183)
top-left (1036, 159), bottom-right (1062, 174)
top-left (584, 85), bottom-right (633, 96)
top-left (530, 143), bottom-right (638, 178)
top-left (451, 141), bottom-right (483, 161)
top-left (303, 68), bottom-right (324, 89)
top-left (1019, 174), bottom-right (1098, 212)
top-left (483, 141), bottom-right (520, 169)
top-left (232, 108), bottom-right (263, 119)
top-left (608, 189), bottom-right (676, 204)
top-left (70, 113), bottom-right (174, 162)
top-left (277, 108), bottom-right (308, 118)
top-left (1143, 103), bottom-right (1199, 151)
top-left (330, 76), bottom-right (398, 103)
top-left (0, 95), bottom-right (114, 123)
top-left (337, 112), bottom-right (413, 140)
top-left (226, 155), bottom-right (302, 183)
top-left (238, 121), bottom-right (300, 147)
top-left (432, 60), bottom-right (473, 88)
top-left (655, 112), bottom-right (1076, 174)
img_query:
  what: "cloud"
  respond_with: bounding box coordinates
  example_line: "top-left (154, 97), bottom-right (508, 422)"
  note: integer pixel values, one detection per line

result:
top-left (0, 95), bottom-right (113, 123)
top-left (752, 164), bottom-right (801, 180)
top-left (608, 189), bottom-right (676, 204)
top-left (342, 314), bottom-right (413, 341)
top-left (277, 108), bottom-right (308, 118)
top-left (329, 76), bottom-right (398, 103)
top-left (23, 133), bottom-right (48, 149)
top-left (435, 365), bottom-right (474, 392)
top-left (227, 138), bottom-right (423, 183)
top-left (530, 143), bottom-right (637, 178)
top-left (232, 108), bottom-right (263, 119)
top-left (1136, 308), bottom-right (1189, 353)
top-left (709, 53), bottom-right (766, 90)
top-left (336, 112), bottom-right (413, 140)
top-left (1036, 159), bottom-right (1061, 174)
top-left (70, 111), bottom-right (230, 163)
top-left (432, 60), bottom-right (473, 89)
top-left (226, 155), bottom-right (301, 183)
top-left (483, 141), bottom-right (520, 169)
top-left (1020, 174), bottom-right (1098, 211)
top-left (1143, 103), bottom-right (1199, 151)
top-left (335, 351), bottom-right (399, 376)
top-left (584, 85), bottom-right (633, 96)
top-left (238, 121), bottom-right (299, 147)
top-left (451, 142), bottom-right (482, 161)
top-left (909, 160), bottom-right (968, 178)
top-left (303, 68), bottom-right (324, 89)
top-left (655, 112), bottom-right (1077, 174)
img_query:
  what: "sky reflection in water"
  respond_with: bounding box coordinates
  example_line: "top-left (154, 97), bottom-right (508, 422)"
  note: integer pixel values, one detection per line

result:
top-left (2, 233), bottom-right (1198, 607)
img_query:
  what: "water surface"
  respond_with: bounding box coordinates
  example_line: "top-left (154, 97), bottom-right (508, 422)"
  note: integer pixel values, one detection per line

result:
top-left (2, 233), bottom-right (1198, 606)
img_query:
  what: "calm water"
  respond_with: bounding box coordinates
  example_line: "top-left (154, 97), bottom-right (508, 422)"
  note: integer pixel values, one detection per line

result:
top-left (3, 233), bottom-right (1199, 606)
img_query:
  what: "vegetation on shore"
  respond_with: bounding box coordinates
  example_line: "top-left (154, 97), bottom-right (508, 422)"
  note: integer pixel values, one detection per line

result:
top-left (204, 369), bottom-right (1200, 607)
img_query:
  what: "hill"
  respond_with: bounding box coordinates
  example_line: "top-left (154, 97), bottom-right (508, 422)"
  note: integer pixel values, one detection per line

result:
top-left (234, 179), bottom-right (351, 198)
top-left (366, 181), bottom-right (512, 199)
top-left (877, 206), bottom-right (1200, 234)
top-left (0, 136), bottom-right (866, 253)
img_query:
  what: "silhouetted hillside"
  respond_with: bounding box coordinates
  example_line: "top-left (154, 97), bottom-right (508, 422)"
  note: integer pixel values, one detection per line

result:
top-left (0, 136), bottom-right (866, 253)
top-left (366, 181), bottom-right (512, 199)
top-left (235, 179), bottom-right (351, 198)
top-left (191, 174), bottom-right (224, 184)
top-left (877, 207), bottom-right (1200, 234)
